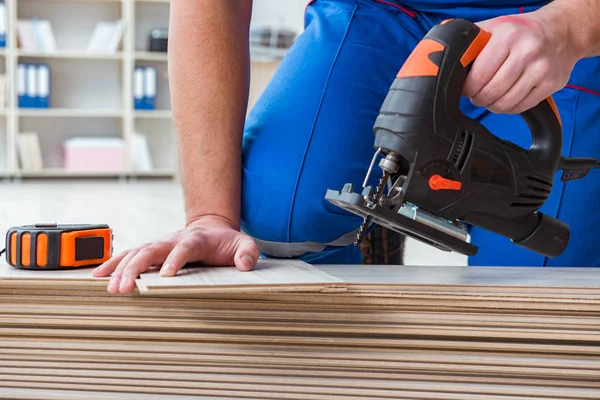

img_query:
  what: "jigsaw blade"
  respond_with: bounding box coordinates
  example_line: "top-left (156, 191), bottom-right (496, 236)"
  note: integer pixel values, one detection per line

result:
top-left (355, 171), bottom-right (389, 245)
top-left (374, 172), bottom-right (390, 200)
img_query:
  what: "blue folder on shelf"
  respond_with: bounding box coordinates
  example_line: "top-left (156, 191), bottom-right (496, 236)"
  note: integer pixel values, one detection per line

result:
top-left (37, 64), bottom-right (50, 108)
top-left (133, 66), bottom-right (156, 110)
top-left (0, 3), bottom-right (6, 48)
top-left (17, 63), bottom-right (26, 107)
top-left (143, 66), bottom-right (156, 110)
top-left (134, 66), bottom-right (144, 110)
top-left (27, 64), bottom-right (38, 107)
top-left (18, 62), bottom-right (50, 108)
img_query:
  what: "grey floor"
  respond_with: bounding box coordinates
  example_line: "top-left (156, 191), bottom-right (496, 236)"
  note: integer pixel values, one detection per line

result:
top-left (0, 180), bottom-right (467, 266)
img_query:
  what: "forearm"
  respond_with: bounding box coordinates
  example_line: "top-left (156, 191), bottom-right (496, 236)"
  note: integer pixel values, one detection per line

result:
top-left (168, 0), bottom-right (252, 228)
top-left (540, 0), bottom-right (600, 58)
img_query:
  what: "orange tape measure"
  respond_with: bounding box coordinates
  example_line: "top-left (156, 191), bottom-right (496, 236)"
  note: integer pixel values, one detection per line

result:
top-left (2, 223), bottom-right (113, 270)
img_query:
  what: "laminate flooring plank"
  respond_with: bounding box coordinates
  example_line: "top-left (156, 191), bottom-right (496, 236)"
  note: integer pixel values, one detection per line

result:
top-left (5, 308), bottom-right (600, 335)
top-left (0, 380), bottom-right (427, 400)
top-left (3, 375), bottom-right (600, 400)
top-left (349, 286), bottom-right (600, 295)
top-left (69, 289), bottom-right (600, 312)
top-left (0, 361), bottom-right (598, 390)
top-left (135, 258), bottom-right (345, 294)
top-left (0, 263), bottom-right (104, 281)
top-left (318, 265), bottom-right (600, 288)
top-left (0, 259), bottom-right (348, 295)
top-left (3, 336), bottom-right (599, 365)
top-left (4, 287), bottom-right (600, 315)
top-left (0, 349), bottom-right (597, 380)
top-left (0, 387), bottom-right (243, 400)
top-left (3, 306), bottom-right (600, 334)
top-left (12, 293), bottom-right (600, 311)
top-left (9, 366), bottom-right (598, 393)
top-left (5, 300), bottom-right (600, 325)
top-left (2, 313), bottom-right (600, 343)
top-left (4, 260), bottom-right (600, 292)
top-left (0, 356), bottom-right (598, 382)
top-left (2, 328), bottom-right (600, 357)
top-left (0, 383), bottom-right (556, 400)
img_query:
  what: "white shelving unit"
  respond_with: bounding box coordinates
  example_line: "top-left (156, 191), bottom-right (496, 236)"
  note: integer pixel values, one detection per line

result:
top-left (0, 0), bottom-right (290, 180)
top-left (0, 0), bottom-right (175, 179)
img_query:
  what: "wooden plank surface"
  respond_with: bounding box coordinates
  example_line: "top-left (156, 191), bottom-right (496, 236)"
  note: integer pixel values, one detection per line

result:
top-left (0, 387), bottom-right (241, 400)
top-left (4, 261), bottom-right (600, 291)
top-left (0, 262), bottom-right (104, 280)
top-left (136, 258), bottom-right (346, 294)
top-left (319, 264), bottom-right (600, 287)
top-left (1, 262), bottom-right (600, 399)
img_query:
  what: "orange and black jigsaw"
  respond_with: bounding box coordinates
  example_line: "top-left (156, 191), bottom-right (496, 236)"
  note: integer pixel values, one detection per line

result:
top-left (325, 18), bottom-right (600, 258)
top-left (3, 223), bottom-right (112, 270)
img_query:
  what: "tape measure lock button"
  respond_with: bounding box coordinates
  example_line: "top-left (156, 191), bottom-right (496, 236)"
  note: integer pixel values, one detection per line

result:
top-left (4, 224), bottom-right (113, 270)
top-left (34, 223), bottom-right (58, 228)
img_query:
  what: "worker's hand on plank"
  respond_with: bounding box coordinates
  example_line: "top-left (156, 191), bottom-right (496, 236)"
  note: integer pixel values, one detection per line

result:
top-left (463, 1), bottom-right (584, 114)
top-left (92, 216), bottom-right (260, 294)
top-left (91, 1), bottom-right (258, 295)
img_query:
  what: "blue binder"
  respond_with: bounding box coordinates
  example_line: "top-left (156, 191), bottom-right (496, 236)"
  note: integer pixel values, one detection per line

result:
top-left (143, 66), bottom-right (156, 110)
top-left (17, 63), bottom-right (26, 108)
top-left (0, 3), bottom-right (6, 48)
top-left (133, 66), bottom-right (157, 110)
top-left (37, 63), bottom-right (50, 108)
top-left (26, 63), bottom-right (38, 107)
top-left (133, 67), bottom-right (144, 110)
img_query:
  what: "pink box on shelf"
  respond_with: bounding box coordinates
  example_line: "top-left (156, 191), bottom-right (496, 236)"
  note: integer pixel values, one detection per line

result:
top-left (63, 137), bottom-right (126, 172)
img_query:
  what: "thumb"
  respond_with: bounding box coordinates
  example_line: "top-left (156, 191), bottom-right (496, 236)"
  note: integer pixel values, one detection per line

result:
top-left (233, 234), bottom-right (260, 271)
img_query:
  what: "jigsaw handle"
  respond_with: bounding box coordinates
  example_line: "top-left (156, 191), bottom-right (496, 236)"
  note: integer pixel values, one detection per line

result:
top-left (375, 18), bottom-right (563, 176)
top-left (431, 19), bottom-right (563, 174)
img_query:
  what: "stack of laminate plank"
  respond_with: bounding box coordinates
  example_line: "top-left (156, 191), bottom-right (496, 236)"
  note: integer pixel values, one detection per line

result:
top-left (1, 259), bottom-right (600, 400)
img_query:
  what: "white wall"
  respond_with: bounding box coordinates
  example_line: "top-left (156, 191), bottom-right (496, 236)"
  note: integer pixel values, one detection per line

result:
top-left (251, 0), bottom-right (308, 34)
